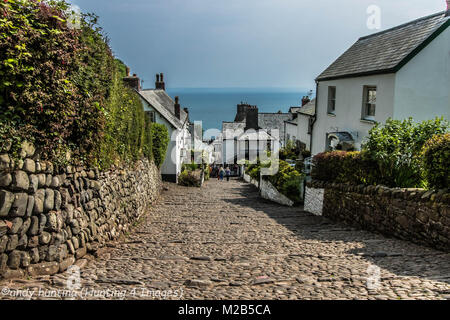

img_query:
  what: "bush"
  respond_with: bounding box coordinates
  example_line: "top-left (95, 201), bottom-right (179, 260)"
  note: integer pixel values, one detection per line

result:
top-left (0, 1), bottom-right (167, 168)
top-left (151, 123), bottom-right (169, 168)
top-left (178, 170), bottom-right (201, 187)
top-left (362, 117), bottom-right (448, 188)
top-left (422, 133), bottom-right (450, 190)
top-left (312, 118), bottom-right (449, 188)
top-left (312, 151), bottom-right (379, 185)
top-left (268, 160), bottom-right (304, 204)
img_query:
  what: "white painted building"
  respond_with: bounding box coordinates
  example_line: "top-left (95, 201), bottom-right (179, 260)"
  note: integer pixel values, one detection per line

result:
top-left (309, 11), bottom-right (450, 155)
top-left (138, 74), bottom-right (191, 182)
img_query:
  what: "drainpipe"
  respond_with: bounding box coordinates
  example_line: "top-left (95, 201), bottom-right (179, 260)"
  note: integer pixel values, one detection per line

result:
top-left (309, 81), bottom-right (319, 153)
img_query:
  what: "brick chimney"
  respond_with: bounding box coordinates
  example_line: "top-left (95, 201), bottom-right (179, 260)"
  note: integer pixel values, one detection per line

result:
top-left (155, 73), bottom-right (166, 90)
top-left (174, 96), bottom-right (181, 120)
top-left (125, 66), bottom-right (130, 77)
top-left (245, 105), bottom-right (259, 131)
top-left (301, 96), bottom-right (310, 106)
top-left (123, 71), bottom-right (141, 91)
top-left (446, 0), bottom-right (450, 15)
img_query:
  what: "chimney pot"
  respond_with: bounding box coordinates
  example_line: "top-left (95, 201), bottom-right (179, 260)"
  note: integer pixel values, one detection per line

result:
top-left (174, 96), bottom-right (181, 120)
top-left (155, 73), bottom-right (165, 90)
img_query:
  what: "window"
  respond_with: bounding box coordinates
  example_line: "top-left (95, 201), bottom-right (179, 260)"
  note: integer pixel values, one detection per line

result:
top-left (146, 111), bottom-right (156, 123)
top-left (327, 86), bottom-right (336, 114)
top-left (362, 86), bottom-right (377, 120)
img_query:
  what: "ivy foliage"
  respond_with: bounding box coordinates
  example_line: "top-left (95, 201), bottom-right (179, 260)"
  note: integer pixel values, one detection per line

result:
top-left (421, 133), bottom-right (450, 190)
top-left (150, 123), bottom-right (169, 168)
top-left (0, 0), bottom-right (168, 168)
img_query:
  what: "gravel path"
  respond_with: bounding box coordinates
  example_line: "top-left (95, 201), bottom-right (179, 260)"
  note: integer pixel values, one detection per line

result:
top-left (1, 179), bottom-right (449, 300)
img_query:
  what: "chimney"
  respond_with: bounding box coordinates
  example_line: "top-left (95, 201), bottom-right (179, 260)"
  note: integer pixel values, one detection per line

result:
top-left (123, 72), bottom-right (141, 91)
top-left (174, 96), bottom-right (181, 120)
top-left (155, 73), bottom-right (166, 90)
top-left (447, 0), bottom-right (450, 15)
top-left (302, 96), bottom-right (310, 106)
top-left (245, 105), bottom-right (259, 131)
top-left (125, 66), bottom-right (130, 77)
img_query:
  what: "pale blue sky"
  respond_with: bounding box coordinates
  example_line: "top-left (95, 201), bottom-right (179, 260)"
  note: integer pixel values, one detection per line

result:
top-left (68, 0), bottom-right (447, 90)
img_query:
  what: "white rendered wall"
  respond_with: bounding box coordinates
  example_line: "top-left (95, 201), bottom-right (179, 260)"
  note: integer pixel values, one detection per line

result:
top-left (393, 27), bottom-right (450, 122)
top-left (311, 74), bottom-right (395, 155)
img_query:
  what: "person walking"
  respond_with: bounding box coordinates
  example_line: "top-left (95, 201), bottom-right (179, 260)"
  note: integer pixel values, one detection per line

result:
top-left (225, 167), bottom-right (231, 182)
top-left (219, 167), bottom-right (224, 181)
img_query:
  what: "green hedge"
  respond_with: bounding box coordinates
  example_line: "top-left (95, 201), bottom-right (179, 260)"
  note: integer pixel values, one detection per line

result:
top-left (0, 0), bottom-right (168, 168)
top-left (311, 151), bottom-right (379, 185)
top-left (312, 118), bottom-right (449, 189)
top-left (151, 123), bottom-right (169, 168)
top-left (422, 133), bottom-right (450, 190)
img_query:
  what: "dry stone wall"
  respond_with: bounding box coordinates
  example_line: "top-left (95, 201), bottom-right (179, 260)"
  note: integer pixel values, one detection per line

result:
top-left (307, 181), bottom-right (450, 252)
top-left (0, 142), bottom-right (162, 279)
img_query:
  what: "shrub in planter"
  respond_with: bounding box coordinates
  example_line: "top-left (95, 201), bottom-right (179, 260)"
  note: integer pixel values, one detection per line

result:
top-left (268, 160), bottom-right (304, 204)
top-left (422, 133), bottom-right (450, 190)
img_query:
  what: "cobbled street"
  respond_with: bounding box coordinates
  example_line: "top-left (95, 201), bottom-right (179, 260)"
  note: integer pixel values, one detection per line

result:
top-left (1, 179), bottom-right (449, 300)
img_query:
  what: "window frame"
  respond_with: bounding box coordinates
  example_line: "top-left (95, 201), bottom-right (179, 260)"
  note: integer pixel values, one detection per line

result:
top-left (362, 86), bottom-right (377, 121)
top-left (146, 110), bottom-right (156, 123)
top-left (327, 86), bottom-right (336, 114)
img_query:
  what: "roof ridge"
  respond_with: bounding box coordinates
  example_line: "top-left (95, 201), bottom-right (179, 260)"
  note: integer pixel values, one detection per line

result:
top-left (359, 11), bottom-right (446, 41)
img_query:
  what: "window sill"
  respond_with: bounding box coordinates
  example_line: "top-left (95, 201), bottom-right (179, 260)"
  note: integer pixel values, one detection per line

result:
top-left (360, 118), bottom-right (377, 124)
top-left (327, 112), bottom-right (336, 117)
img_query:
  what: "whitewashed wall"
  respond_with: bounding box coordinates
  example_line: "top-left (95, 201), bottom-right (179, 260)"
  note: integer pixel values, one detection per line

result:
top-left (394, 27), bottom-right (450, 122)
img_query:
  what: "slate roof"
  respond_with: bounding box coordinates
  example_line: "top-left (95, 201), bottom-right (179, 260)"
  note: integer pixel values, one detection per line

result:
top-left (297, 99), bottom-right (316, 116)
top-left (316, 11), bottom-right (450, 81)
top-left (138, 89), bottom-right (189, 129)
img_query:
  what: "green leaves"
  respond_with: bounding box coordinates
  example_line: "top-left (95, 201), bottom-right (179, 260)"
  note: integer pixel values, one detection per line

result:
top-left (422, 133), bottom-right (450, 190)
top-left (1, 0), bottom-right (163, 168)
top-left (361, 117), bottom-right (449, 188)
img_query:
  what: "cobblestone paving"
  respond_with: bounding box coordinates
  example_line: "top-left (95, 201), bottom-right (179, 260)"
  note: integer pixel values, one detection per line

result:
top-left (1, 179), bottom-right (449, 300)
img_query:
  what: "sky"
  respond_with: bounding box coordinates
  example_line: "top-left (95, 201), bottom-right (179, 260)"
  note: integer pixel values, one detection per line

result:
top-left (68, 0), bottom-right (447, 90)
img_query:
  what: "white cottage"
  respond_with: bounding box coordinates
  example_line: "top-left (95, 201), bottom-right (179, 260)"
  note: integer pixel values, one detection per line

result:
top-left (309, 10), bottom-right (450, 155)
top-left (137, 74), bottom-right (191, 182)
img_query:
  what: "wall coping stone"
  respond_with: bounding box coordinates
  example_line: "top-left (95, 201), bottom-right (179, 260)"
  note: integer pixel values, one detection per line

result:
top-left (307, 180), bottom-right (450, 205)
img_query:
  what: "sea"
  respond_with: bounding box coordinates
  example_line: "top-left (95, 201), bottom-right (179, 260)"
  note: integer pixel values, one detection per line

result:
top-left (166, 88), bottom-right (309, 139)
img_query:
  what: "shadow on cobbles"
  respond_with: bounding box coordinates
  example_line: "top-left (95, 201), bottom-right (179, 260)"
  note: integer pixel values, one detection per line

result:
top-left (224, 182), bottom-right (450, 286)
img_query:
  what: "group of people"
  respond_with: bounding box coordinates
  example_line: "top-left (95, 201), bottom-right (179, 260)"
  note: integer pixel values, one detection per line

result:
top-left (211, 166), bottom-right (232, 181)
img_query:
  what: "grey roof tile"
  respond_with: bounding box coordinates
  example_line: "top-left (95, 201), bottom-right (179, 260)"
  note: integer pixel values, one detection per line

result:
top-left (316, 11), bottom-right (449, 81)
top-left (138, 89), bottom-right (189, 129)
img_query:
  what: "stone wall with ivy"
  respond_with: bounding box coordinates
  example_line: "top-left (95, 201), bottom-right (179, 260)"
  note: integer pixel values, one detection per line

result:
top-left (306, 181), bottom-right (450, 252)
top-left (0, 142), bottom-right (162, 279)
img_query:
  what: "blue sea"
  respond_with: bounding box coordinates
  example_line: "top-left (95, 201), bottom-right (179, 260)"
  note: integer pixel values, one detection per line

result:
top-left (166, 88), bottom-right (309, 138)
